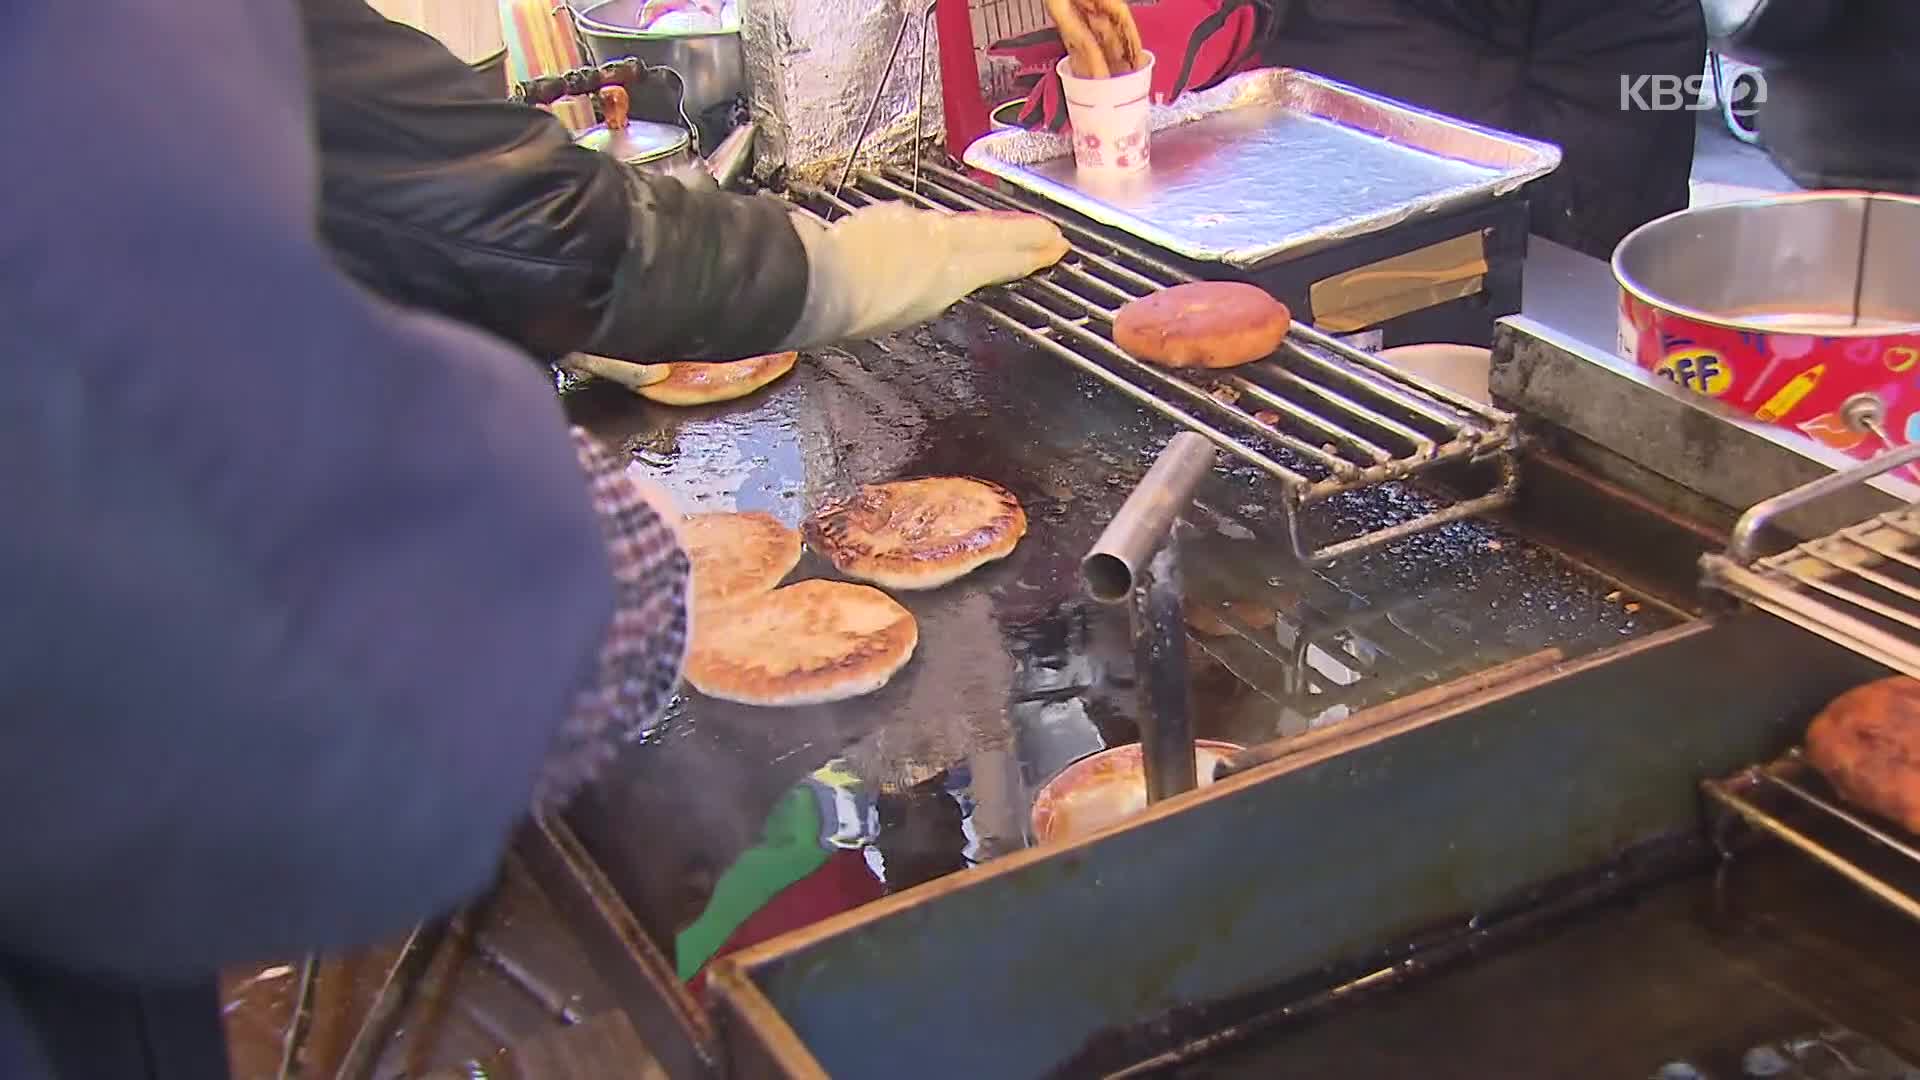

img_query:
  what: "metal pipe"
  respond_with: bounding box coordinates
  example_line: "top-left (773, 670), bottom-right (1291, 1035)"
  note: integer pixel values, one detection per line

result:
top-left (475, 937), bottom-right (587, 1026)
top-left (1729, 441), bottom-right (1920, 562)
top-left (1083, 434), bottom-right (1216, 804)
top-left (1132, 540), bottom-right (1198, 802)
top-left (1082, 432), bottom-right (1218, 603)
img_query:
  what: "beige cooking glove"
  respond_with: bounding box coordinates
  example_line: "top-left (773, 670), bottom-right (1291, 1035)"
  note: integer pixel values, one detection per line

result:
top-left (778, 203), bottom-right (1070, 348)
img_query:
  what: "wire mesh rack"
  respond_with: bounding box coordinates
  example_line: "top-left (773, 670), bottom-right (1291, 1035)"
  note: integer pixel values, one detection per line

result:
top-left (1699, 444), bottom-right (1920, 930)
top-left (1701, 442), bottom-right (1920, 680)
top-left (788, 161), bottom-right (1520, 565)
top-left (1703, 749), bottom-right (1920, 927)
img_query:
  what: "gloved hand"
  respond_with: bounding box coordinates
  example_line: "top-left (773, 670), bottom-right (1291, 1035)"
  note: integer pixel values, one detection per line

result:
top-left (778, 203), bottom-right (1071, 348)
top-left (991, 0), bottom-right (1274, 132)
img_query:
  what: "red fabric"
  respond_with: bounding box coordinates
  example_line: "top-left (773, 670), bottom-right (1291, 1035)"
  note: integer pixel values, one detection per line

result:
top-left (937, 0), bottom-right (993, 159)
top-left (990, 0), bottom-right (1266, 131)
top-left (686, 850), bottom-right (885, 997)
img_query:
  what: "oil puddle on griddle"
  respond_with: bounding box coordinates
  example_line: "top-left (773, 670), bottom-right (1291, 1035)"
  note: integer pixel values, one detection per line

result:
top-left (562, 311), bottom-right (1679, 978)
top-left (563, 369), bottom-right (809, 515)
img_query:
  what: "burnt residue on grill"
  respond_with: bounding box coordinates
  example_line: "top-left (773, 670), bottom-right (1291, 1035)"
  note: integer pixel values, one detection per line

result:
top-left (561, 307), bottom-right (1677, 969)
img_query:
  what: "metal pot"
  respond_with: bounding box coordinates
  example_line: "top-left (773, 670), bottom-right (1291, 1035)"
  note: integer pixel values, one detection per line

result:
top-left (1613, 191), bottom-right (1920, 461)
top-left (572, 85), bottom-right (705, 181)
top-left (573, 0), bottom-right (744, 123)
top-left (1029, 740), bottom-right (1246, 845)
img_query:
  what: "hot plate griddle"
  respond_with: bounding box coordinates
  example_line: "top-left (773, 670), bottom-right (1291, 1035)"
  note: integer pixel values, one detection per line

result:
top-left (558, 302), bottom-right (1668, 960)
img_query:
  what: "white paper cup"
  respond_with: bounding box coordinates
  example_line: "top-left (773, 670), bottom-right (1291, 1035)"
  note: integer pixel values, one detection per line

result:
top-left (1057, 52), bottom-right (1155, 175)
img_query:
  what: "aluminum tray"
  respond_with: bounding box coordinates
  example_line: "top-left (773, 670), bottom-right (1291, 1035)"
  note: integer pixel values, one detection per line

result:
top-left (962, 68), bottom-right (1562, 268)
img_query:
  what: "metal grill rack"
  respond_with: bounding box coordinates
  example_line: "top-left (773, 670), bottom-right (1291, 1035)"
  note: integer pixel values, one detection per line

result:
top-left (1699, 444), bottom-right (1920, 931)
top-left (1701, 442), bottom-right (1920, 679)
top-left (788, 162), bottom-right (1521, 565)
top-left (1703, 750), bottom-right (1920, 926)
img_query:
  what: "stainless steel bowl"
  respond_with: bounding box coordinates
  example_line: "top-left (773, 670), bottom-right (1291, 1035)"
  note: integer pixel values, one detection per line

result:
top-left (573, 0), bottom-right (744, 122)
top-left (1611, 192), bottom-right (1920, 460)
top-left (1613, 191), bottom-right (1920, 335)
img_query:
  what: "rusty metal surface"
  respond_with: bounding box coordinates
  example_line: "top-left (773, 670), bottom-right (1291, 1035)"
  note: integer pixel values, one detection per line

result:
top-left (558, 308), bottom-right (1664, 989)
top-left (712, 612), bottom-right (1886, 1078)
top-left (517, 815), bottom-right (718, 1079)
top-left (221, 852), bottom-right (617, 1079)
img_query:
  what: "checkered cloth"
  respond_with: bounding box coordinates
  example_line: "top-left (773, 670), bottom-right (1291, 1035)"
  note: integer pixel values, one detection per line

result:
top-left (534, 429), bottom-right (690, 810)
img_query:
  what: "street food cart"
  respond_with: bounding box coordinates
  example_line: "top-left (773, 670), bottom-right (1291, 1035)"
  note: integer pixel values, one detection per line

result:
top-left (226, 6), bottom-right (1920, 1076)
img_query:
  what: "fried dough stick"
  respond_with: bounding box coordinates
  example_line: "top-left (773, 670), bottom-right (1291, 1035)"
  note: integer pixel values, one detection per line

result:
top-left (1045, 0), bottom-right (1110, 78)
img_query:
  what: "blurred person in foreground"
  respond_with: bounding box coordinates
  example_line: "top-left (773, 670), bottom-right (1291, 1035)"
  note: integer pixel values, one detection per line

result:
top-left (0, 1), bottom-right (1063, 1076)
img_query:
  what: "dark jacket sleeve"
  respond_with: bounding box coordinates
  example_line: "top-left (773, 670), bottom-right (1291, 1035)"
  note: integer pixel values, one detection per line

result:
top-left (301, 0), bottom-right (809, 362)
top-left (0, 0), bottom-right (614, 979)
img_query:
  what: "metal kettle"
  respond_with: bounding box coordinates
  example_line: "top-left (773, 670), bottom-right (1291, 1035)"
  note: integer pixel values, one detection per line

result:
top-left (512, 58), bottom-right (706, 181)
top-left (573, 84), bottom-right (703, 180)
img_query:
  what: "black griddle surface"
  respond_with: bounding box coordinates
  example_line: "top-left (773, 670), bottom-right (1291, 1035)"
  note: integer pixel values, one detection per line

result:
top-left (560, 312), bottom-right (1671, 956)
